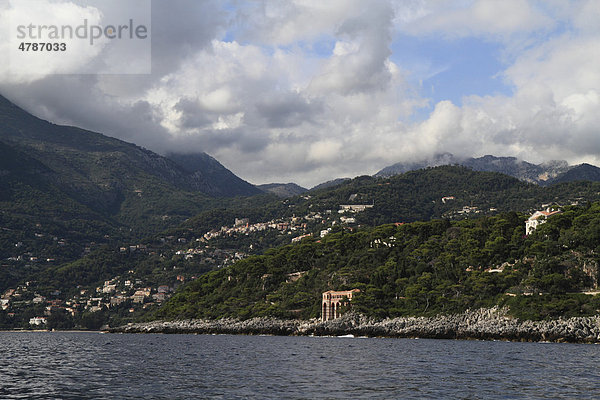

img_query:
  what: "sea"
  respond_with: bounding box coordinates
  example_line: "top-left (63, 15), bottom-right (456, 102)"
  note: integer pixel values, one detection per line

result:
top-left (0, 332), bottom-right (599, 399)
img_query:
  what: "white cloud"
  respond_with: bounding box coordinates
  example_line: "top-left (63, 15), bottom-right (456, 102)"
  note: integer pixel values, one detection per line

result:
top-left (1, 1), bottom-right (104, 82)
top-left (406, 24), bottom-right (600, 165)
top-left (505, 34), bottom-right (600, 100)
top-left (234, 0), bottom-right (367, 46)
top-left (130, 1), bottom-right (425, 185)
top-left (398, 0), bottom-right (554, 39)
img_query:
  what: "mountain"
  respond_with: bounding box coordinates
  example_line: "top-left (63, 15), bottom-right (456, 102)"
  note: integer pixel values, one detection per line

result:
top-left (0, 94), bottom-right (258, 200)
top-left (166, 152), bottom-right (261, 197)
top-left (0, 94), bottom-right (265, 268)
top-left (0, 94), bottom-right (262, 212)
top-left (460, 155), bottom-right (567, 184)
top-left (256, 183), bottom-right (307, 198)
top-left (546, 163), bottom-right (600, 185)
top-left (375, 153), bottom-right (572, 184)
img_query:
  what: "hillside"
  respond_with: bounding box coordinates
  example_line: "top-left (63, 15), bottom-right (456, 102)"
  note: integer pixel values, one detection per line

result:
top-left (0, 94), bottom-right (274, 294)
top-left (158, 202), bottom-right (600, 322)
top-left (0, 94), bottom-right (261, 208)
top-left (547, 163), bottom-right (600, 185)
top-left (310, 178), bottom-right (351, 191)
top-left (0, 94), bottom-right (270, 245)
top-left (257, 183), bottom-right (308, 198)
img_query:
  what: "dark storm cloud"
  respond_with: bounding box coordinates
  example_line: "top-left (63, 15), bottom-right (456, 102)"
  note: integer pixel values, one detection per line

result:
top-left (253, 92), bottom-right (323, 128)
top-left (150, 0), bottom-right (226, 77)
top-left (174, 98), bottom-right (214, 130)
top-left (0, 76), bottom-right (171, 152)
top-left (169, 125), bottom-right (271, 156)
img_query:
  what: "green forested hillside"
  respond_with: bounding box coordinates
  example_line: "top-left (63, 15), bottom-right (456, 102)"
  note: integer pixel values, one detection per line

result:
top-left (158, 202), bottom-right (600, 321)
top-left (300, 167), bottom-right (600, 226)
top-left (0, 95), bottom-right (210, 229)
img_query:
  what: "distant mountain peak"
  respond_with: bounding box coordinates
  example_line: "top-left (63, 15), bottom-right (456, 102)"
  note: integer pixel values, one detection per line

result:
top-left (375, 153), bottom-right (600, 185)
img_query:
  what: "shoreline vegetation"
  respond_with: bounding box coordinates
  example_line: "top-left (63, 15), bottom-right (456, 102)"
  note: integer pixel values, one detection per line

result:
top-left (109, 307), bottom-right (600, 344)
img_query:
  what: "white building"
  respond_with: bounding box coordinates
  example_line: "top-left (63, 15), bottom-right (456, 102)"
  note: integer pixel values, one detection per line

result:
top-left (102, 284), bottom-right (116, 294)
top-left (29, 317), bottom-right (47, 326)
top-left (338, 204), bottom-right (373, 213)
top-left (526, 208), bottom-right (561, 235)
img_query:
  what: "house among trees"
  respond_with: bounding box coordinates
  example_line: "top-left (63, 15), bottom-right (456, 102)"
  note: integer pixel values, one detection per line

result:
top-left (526, 207), bottom-right (561, 235)
top-left (322, 289), bottom-right (360, 321)
top-left (29, 317), bottom-right (47, 326)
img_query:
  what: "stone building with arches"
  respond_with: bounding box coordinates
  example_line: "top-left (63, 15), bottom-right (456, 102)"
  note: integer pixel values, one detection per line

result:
top-left (322, 289), bottom-right (360, 321)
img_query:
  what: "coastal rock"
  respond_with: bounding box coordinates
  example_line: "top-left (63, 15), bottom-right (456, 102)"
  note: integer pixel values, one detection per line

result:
top-left (110, 307), bottom-right (600, 343)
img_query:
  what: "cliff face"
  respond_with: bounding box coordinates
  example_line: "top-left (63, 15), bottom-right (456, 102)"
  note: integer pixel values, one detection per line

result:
top-left (112, 307), bottom-right (600, 343)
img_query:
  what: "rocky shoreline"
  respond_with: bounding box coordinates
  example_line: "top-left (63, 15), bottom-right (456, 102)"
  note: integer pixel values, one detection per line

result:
top-left (110, 307), bottom-right (600, 343)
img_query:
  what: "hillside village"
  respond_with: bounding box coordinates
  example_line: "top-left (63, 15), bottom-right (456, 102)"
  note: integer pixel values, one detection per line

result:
top-left (1, 199), bottom-right (378, 327)
top-left (2, 272), bottom-right (186, 328)
top-left (200, 203), bottom-right (374, 243)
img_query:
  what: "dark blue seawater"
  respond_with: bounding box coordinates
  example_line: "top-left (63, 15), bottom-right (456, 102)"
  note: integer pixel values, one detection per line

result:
top-left (0, 332), bottom-right (599, 399)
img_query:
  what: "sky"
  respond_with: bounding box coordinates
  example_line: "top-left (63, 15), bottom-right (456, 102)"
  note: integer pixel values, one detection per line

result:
top-left (1, 0), bottom-right (600, 188)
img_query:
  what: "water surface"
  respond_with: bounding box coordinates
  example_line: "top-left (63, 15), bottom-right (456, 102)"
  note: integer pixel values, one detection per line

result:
top-left (0, 332), bottom-right (598, 399)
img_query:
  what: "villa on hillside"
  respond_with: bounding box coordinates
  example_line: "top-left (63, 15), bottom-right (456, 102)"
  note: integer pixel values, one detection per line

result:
top-left (29, 317), bottom-right (47, 326)
top-left (526, 207), bottom-right (561, 235)
top-left (322, 289), bottom-right (360, 321)
top-left (338, 204), bottom-right (373, 213)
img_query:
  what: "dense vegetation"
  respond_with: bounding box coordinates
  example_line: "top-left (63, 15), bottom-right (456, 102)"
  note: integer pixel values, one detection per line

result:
top-left (158, 202), bottom-right (600, 321)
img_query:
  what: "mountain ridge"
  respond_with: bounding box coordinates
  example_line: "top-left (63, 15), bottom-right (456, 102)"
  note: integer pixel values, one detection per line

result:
top-left (375, 153), bottom-right (600, 185)
top-left (0, 93), bottom-right (266, 267)
top-left (0, 94), bottom-right (259, 199)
